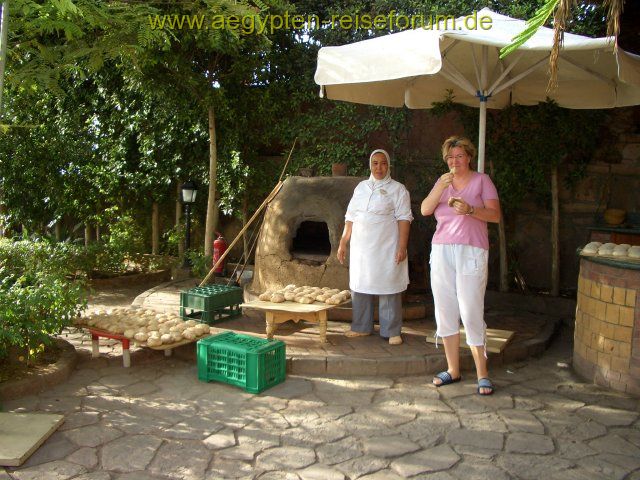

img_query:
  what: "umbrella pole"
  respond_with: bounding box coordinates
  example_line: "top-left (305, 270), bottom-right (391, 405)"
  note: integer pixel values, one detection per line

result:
top-left (477, 45), bottom-right (488, 174)
top-left (477, 99), bottom-right (487, 173)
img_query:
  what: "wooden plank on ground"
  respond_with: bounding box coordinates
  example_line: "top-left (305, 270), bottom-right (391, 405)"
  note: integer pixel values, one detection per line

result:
top-left (425, 328), bottom-right (514, 353)
top-left (0, 412), bottom-right (64, 466)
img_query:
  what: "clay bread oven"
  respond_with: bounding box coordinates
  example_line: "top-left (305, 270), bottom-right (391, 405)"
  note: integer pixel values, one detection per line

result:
top-left (249, 176), bottom-right (363, 296)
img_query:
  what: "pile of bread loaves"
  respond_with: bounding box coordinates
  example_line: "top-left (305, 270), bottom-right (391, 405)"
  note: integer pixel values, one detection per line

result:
top-left (258, 285), bottom-right (351, 305)
top-left (581, 242), bottom-right (640, 259)
top-left (74, 307), bottom-right (214, 347)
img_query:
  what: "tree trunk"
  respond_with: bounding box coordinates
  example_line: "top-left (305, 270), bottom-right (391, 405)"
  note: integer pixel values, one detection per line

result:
top-left (55, 221), bottom-right (62, 242)
top-left (176, 182), bottom-right (184, 259)
top-left (0, 1), bottom-right (9, 119)
top-left (0, 197), bottom-right (5, 238)
top-left (498, 214), bottom-right (508, 292)
top-left (152, 201), bottom-right (160, 255)
top-left (95, 224), bottom-right (101, 243)
top-left (551, 165), bottom-right (560, 296)
top-left (204, 105), bottom-right (219, 258)
top-left (489, 159), bottom-right (509, 292)
top-left (84, 224), bottom-right (92, 248)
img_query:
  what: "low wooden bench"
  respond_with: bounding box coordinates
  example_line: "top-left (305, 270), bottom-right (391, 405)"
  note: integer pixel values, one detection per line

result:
top-left (240, 300), bottom-right (350, 344)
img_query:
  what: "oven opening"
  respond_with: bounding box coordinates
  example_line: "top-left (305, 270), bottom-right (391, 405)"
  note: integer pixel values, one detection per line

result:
top-left (290, 221), bottom-right (331, 264)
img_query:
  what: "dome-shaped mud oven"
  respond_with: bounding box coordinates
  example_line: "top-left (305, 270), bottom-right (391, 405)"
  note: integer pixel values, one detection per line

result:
top-left (249, 176), bottom-right (362, 295)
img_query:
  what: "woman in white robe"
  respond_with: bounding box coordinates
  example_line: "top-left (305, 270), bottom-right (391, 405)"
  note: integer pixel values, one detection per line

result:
top-left (337, 149), bottom-right (413, 345)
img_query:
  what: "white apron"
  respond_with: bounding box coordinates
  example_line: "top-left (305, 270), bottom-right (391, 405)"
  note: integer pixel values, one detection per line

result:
top-left (347, 181), bottom-right (411, 295)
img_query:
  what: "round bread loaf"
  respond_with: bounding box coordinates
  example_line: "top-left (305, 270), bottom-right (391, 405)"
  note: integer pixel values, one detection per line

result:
top-left (270, 293), bottom-right (286, 303)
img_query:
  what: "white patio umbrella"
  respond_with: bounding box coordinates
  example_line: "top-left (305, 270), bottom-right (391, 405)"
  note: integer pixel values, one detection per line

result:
top-left (314, 7), bottom-right (640, 173)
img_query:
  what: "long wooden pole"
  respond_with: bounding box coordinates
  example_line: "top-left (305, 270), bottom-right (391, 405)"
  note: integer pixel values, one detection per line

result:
top-left (278, 137), bottom-right (297, 183)
top-left (489, 159), bottom-right (509, 292)
top-left (199, 138), bottom-right (297, 286)
top-left (199, 181), bottom-right (283, 286)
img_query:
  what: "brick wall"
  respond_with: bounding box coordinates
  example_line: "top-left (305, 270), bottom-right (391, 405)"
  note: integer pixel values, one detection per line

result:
top-left (573, 257), bottom-right (639, 395)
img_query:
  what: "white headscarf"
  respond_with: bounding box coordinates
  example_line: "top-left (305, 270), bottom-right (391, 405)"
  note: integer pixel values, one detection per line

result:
top-left (367, 149), bottom-right (391, 189)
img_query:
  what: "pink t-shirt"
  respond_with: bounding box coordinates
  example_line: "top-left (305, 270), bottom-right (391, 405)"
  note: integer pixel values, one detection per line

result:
top-left (430, 172), bottom-right (499, 250)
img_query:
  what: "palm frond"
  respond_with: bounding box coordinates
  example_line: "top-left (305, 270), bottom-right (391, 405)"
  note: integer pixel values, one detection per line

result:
top-left (548, 0), bottom-right (578, 92)
top-left (499, 0), bottom-right (557, 59)
top-left (603, 0), bottom-right (624, 47)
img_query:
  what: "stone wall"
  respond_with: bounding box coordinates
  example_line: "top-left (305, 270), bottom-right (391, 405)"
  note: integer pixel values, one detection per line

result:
top-left (573, 257), bottom-right (639, 395)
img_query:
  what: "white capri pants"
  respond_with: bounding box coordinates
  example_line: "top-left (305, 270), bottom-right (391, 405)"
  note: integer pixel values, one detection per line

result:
top-left (430, 244), bottom-right (488, 346)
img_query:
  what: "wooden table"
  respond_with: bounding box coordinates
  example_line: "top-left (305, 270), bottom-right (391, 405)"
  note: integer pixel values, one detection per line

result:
top-left (240, 300), bottom-right (349, 344)
top-left (85, 327), bottom-right (200, 367)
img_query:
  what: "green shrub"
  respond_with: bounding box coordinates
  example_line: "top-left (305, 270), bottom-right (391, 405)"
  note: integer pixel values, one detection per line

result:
top-left (106, 215), bottom-right (146, 255)
top-left (0, 240), bottom-right (87, 363)
top-left (186, 250), bottom-right (212, 279)
top-left (162, 224), bottom-right (185, 257)
top-left (0, 238), bottom-right (85, 280)
top-left (82, 243), bottom-right (128, 276)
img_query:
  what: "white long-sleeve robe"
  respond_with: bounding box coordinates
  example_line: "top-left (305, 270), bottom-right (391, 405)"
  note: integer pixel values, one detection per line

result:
top-left (345, 178), bottom-right (413, 294)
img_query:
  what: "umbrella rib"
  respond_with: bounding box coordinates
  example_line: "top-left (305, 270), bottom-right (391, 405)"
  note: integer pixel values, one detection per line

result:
top-left (559, 54), bottom-right (616, 88)
top-left (441, 39), bottom-right (459, 58)
top-left (488, 52), bottom-right (523, 96)
top-left (470, 45), bottom-right (482, 91)
top-left (492, 56), bottom-right (548, 96)
top-left (441, 59), bottom-right (477, 96)
top-left (481, 45), bottom-right (489, 91)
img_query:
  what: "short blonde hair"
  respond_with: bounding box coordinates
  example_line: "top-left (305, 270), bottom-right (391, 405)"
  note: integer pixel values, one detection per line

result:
top-left (441, 136), bottom-right (476, 163)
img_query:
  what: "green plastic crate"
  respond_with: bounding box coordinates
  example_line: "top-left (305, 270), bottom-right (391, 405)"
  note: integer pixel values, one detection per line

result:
top-left (180, 285), bottom-right (243, 325)
top-left (197, 332), bottom-right (286, 393)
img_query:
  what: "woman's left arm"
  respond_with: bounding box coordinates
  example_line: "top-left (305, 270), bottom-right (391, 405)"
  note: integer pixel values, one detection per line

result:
top-left (395, 220), bottom-right (410, 263)
top-left (452, 198), bottom-right (501, 223)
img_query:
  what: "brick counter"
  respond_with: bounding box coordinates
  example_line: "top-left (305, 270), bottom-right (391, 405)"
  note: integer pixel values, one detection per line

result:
top-left (574, 256), bottom-right (639, 395)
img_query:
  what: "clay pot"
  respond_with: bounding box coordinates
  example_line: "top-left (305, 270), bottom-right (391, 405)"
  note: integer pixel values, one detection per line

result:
top-left (603, 208), bottom-right (626, 226)
top-left (331, 163), bottom-right (348, 176)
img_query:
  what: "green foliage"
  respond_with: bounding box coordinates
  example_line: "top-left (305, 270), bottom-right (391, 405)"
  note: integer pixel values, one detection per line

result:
top-left (0, 238), bottom-right (82, 281)
top-left (432, 98), bottom-right (604, 213)
top-left (500, 0), bottom-right (556, 58)
top-left (163, 223), bottom-right (185, 257)
top-left (287, 103), bottom-right (411, 177)
top-left (105, 214), bottom-right (146, 257)
top-left (0, 239), bottom-right (87, 362)
top-left (500, 0), bottom-right (607, 58)
top-left (486, 101), bottom-right (604, 212)
top-left (186, 249), bottom-right (213, 279)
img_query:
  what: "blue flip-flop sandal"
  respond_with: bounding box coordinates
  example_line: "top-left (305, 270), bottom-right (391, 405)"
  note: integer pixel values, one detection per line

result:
top-left (432, 371), bottom-right (461, 387)
top-left (477, 377), bottom-right (494, 395)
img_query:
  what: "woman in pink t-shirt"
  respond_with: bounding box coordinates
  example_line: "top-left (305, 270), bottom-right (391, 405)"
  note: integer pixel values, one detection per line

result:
top-left (421, 136), bottom-right (501, 395)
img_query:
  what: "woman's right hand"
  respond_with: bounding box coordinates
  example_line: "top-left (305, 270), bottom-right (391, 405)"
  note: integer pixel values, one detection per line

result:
top-left (439, 172), bottom-right (454, 187)
top-left (337, 242), bottom-right (347, 264)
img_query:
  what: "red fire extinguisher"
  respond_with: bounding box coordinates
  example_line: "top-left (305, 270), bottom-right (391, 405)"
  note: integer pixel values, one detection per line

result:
top-left (213, 232), bottom-right (228, 274)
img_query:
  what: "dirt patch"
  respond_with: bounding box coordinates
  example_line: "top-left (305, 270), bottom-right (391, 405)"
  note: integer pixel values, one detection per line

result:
top-left (0, 342), bottom-right (61, 384)
top-left (0, 338), bottom-right (77, 401)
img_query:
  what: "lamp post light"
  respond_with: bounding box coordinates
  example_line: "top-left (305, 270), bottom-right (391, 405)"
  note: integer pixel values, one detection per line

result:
top-left (180, 180), bottom-right (198, 267)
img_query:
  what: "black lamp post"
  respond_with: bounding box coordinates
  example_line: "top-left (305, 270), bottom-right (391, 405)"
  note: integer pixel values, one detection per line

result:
top-left (180, 180), bottom-right (198, 267)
